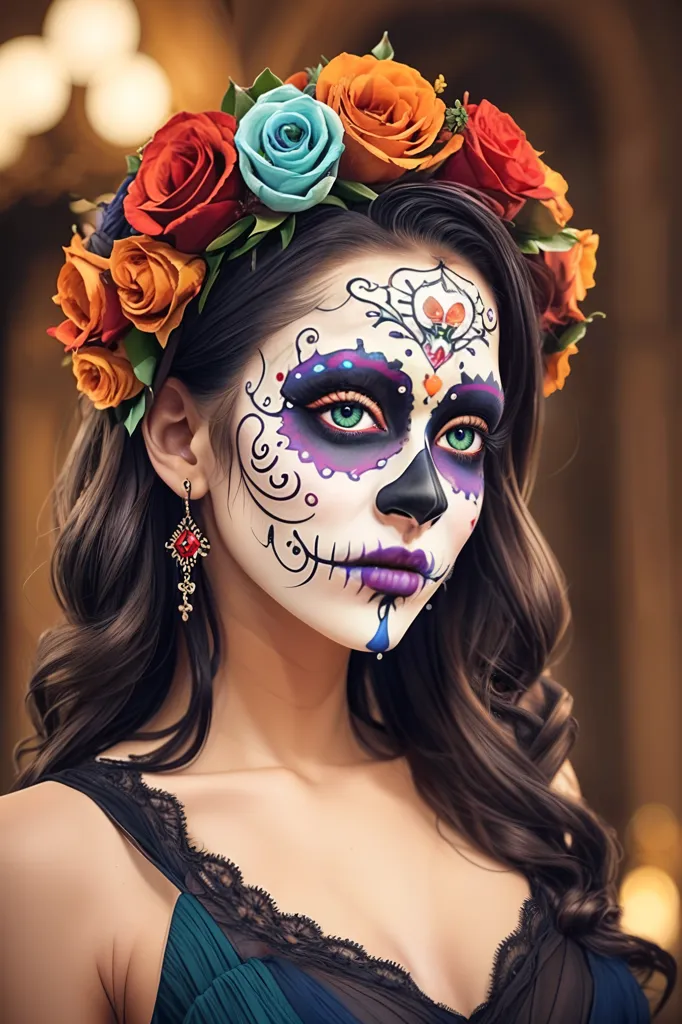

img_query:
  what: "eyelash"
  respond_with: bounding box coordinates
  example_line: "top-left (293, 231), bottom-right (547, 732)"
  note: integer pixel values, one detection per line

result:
top-left (304, 389), bottom-right (494, 458)
top-left (306, 390), bottom-right (387, 433)
top-left (433, 414), bottom-right (489, 459)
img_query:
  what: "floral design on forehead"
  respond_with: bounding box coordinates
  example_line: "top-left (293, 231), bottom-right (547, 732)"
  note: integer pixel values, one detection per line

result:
top-left (348, 262), bottom-right (494, 372)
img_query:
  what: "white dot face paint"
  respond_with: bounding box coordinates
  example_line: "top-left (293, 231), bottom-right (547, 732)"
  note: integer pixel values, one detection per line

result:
top-left (207, 251), bottom-right (503, 654)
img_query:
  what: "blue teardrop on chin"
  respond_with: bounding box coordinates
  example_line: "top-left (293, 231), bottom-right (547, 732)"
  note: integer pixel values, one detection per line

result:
top-left (366, 612), bottom-right (390, 652)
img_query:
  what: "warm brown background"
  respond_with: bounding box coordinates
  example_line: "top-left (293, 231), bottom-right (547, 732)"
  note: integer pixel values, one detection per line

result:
top-left (1, 0), bottom-right (680, 1017)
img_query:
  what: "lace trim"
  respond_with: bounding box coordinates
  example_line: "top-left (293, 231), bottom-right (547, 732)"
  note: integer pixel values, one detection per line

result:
top-left (91, 757), bottom-right (543, 1020)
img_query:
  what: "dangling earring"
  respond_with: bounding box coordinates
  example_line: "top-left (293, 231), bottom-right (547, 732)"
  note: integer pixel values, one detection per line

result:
top-left (165, 478), bottom-right (211, 621)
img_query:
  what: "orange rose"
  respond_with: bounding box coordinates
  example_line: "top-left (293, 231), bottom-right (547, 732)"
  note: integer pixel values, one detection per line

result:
top-left (316, 53), bottom-right (463, 183)
top-left (543, 344), bottom-right (579, 397)
top-left (47, 233), bottom-right (128, 352)
top-left (538, 159), bottom-right (573, 229)
top-left (72, 343), bottom-right (145, 410)
top-left (542, 229), bottom-right (599, 326)
top-left (284, 71), bottom-right (309, 90)
top-left (110, 236), bottom-right (206, 347)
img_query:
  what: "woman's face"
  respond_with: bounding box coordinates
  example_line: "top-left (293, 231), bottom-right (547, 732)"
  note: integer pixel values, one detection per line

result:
top-left (208, 250), bottom-right (503, 653)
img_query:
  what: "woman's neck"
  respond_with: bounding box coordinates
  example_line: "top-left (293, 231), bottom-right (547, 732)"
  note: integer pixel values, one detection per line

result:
top-left (146, 545), bottom-right (374, 777)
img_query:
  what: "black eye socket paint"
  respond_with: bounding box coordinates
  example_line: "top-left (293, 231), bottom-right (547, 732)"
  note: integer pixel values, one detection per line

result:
top-left (429, 373), bottom-right (505, 438)
top-left (278, 346), bottom-right (414, 480)
top-left (429, 373), bottom-right (505, 500)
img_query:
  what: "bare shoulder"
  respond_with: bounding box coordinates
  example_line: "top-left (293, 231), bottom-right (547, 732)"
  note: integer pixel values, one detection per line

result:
top-left (0, 780), bottom-right (123, 1023)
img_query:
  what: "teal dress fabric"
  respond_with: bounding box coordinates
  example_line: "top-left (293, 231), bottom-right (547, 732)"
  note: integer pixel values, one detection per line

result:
top-left (40, 759), bottom-right (651, 1024)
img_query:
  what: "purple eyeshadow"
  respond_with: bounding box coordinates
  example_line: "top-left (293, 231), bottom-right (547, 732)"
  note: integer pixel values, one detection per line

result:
top-left (277, 345), bottom-right (413, 480)
top-left (429, 374), bottom-right (503, 501)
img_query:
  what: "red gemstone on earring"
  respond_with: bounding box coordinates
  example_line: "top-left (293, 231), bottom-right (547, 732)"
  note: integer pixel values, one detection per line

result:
top-left (174, 528), bottom-right (201, 558)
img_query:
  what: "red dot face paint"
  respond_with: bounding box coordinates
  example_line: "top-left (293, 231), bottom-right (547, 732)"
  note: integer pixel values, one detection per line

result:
top-left (276, 372), bottom-right (284, 382)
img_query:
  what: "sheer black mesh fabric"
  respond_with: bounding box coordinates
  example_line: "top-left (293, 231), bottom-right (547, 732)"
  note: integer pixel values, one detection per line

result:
top-left (42, 759), bottom-right (594, 1023)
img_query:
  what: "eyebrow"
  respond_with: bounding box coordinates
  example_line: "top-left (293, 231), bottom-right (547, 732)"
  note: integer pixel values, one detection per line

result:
top-left (433, 381), bottom-right (505, 432)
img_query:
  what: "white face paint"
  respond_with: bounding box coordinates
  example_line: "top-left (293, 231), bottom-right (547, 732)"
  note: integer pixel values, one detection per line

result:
top-left (209, 251), bottom-right (503, 653)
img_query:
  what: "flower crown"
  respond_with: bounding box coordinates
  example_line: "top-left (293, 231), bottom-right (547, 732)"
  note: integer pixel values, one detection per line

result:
top-left (49, 32), bottom-right (603, 436)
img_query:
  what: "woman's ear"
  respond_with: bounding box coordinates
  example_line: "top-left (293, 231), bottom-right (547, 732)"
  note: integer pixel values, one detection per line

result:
top-left (141, 377), bottom-right (213, 500)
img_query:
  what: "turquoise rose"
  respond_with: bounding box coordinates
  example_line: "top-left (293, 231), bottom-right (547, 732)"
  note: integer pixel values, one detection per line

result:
top-left (234, 84), bottom-right (345, 212)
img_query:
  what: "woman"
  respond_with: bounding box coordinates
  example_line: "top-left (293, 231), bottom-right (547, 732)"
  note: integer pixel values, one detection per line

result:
top-left (0, 40), bottom-right (676, 1024)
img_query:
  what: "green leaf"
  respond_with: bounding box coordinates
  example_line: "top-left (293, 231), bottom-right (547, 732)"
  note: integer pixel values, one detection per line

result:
top-left (123, 390), bottom-right (147, 436)
top-left (204, 215), bottom-right (255, 252)
top-left (61, 354), bottom-right (72, 368)
top-left (220, 79), bottom-right (255, 120)
top-left (280, 214), bottom-right (296, 249)
top-left (517, 238), bottom-right (540, 254)
top-left (535, 230), bottom-right (579, 252)
top-left (122, 326), bottom-right (161, 386)
top-left (198, 250), bottom-right (225, 313)
top-left (303, 83), bottom-right (317, 97)
top-left (332, 179), bottom-right (378, 203)
top-left (556, 321), bottom-right (587, 349)
top-left (319, 194), bottom-right (348, 209)
top-left (125, 153), bottom-right (141, 174)
top-left (305, 62), bottom-right (323, 87)
top-left (248, 67), bottom-right (284, 100)
top-left (557, 311), bottom-right (605, 350)
top-left (225, 231), bottom-right (267, 261)
top-left (371, 31), bottom-right (394, 61)
top-left (221, 80), bottom-right (236, 114)
top-left (251, 210), bottom-right (288, 234)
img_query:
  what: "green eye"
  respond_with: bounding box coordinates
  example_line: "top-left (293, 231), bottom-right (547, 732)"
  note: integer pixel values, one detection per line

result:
top-left (446, 426), bottom-right (475, 451)
top-left (436, 423), bottom-right (485, 457)
top-left (330, 403), bottom-right (364, 429)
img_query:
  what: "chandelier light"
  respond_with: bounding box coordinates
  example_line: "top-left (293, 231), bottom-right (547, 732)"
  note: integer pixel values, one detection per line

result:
top-left (85, 51), bottom-right (172, 147)
top-left (43, 0), bottom-right (141, 86)
top-left (0, 35), bottom-right (71, 136)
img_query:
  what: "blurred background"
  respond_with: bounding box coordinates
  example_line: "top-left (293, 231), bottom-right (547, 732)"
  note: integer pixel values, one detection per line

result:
top-left (0, 0), bottom-right (680, 1016)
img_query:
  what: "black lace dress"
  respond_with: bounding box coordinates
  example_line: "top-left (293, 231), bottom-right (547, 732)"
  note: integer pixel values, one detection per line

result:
top-left (40, 758), bottom-right (650, 1023)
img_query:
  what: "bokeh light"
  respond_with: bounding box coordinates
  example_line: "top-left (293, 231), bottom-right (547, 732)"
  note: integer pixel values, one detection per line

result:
top-left (0, 35), bottom-right (71, 136)
top-left (627, 803), bottom-right (680, 862)
top-left (43, 0), bottom-right (141, 86)
top-left (84, 51), bottom-right (172, 147)
top-left (620, 865), bottom-right (680, 948)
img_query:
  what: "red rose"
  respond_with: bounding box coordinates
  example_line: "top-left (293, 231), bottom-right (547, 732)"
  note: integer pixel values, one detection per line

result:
top-left (124, 111), bottom-right (244, 253)
top-left (437, 97), bottom-right (554, 220)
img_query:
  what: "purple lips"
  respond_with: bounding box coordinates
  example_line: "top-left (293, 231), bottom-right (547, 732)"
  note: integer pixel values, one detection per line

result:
top-left (346, 546), bottom-right (431, 597)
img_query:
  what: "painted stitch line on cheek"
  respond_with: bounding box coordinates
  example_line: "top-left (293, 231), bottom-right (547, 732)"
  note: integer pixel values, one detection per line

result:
top-left (277, 344), bottom-right (414, 480)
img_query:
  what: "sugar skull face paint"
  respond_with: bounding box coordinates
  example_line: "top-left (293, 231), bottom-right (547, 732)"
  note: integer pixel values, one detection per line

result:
top-left (208, 251), bottom-right (502, 653)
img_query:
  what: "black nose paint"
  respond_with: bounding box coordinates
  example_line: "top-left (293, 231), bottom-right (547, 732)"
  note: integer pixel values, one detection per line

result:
top-left (375, 448), bottom-right (448, 526)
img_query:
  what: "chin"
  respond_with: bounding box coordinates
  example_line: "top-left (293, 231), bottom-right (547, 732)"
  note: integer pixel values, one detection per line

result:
top-left (275, 585), bottom-right (429, 655)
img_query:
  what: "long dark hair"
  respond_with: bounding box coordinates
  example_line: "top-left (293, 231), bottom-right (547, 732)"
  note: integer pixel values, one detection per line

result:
top-left (12, 182), bottom-right (676, 1007)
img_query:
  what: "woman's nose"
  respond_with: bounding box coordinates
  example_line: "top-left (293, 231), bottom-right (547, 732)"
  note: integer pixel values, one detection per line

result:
top-left (375, 447), bottom-right (447, 526)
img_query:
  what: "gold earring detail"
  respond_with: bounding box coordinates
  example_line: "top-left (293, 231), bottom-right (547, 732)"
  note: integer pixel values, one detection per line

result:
top-left (165, 478), bottom-right (211, 621)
